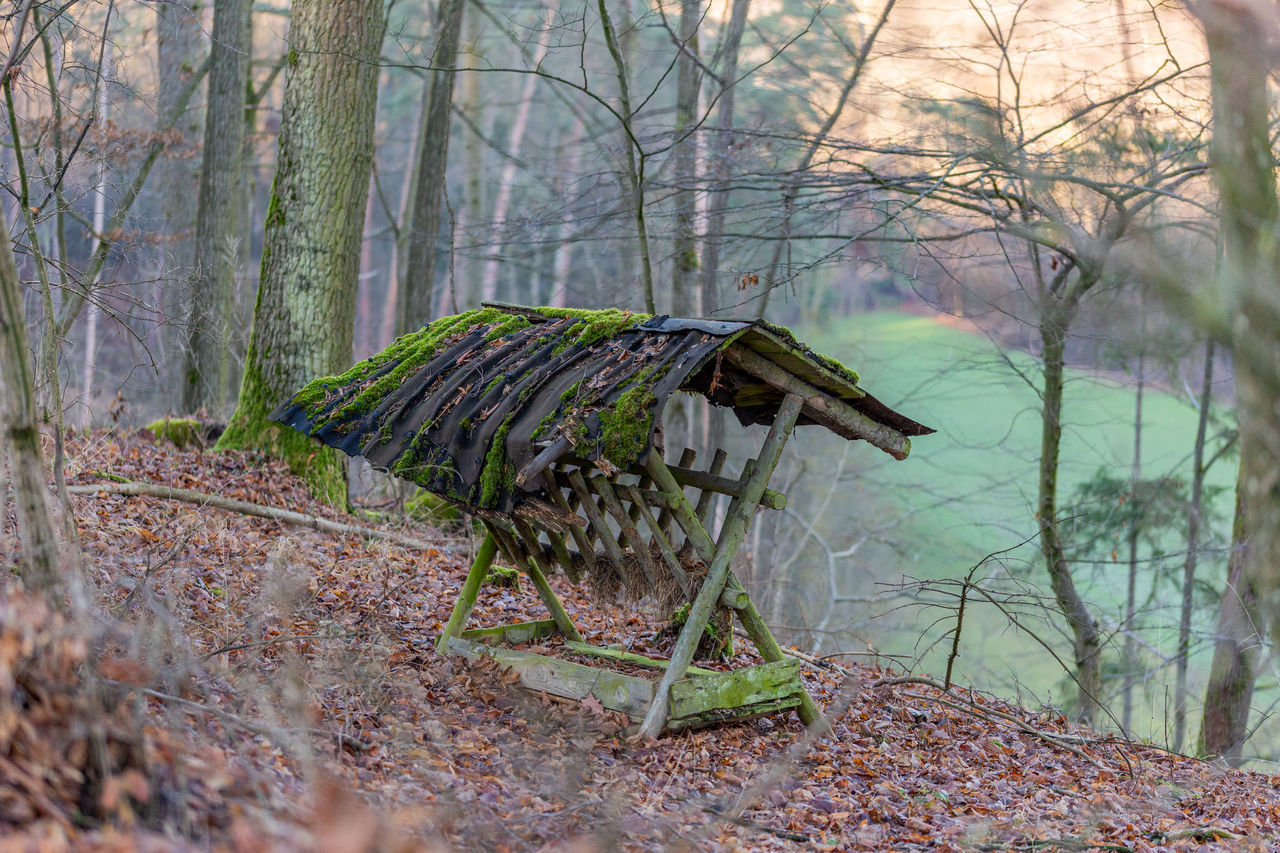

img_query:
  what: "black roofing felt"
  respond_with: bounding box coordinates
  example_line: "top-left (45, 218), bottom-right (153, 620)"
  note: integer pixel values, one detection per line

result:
top-left (270, 306), bottom-right (932, 516)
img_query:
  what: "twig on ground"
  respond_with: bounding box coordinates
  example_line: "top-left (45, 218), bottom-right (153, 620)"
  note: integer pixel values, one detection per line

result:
top-left (109, 681), bottom-right (371, 752)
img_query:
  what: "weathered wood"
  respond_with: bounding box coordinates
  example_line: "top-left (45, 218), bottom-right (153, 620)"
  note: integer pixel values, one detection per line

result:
top-left (435, 532), bottom-right (498, 653)
top-left (666, 696), bottom-right (802, 732)
top-left (541, 469), bottom-right (596, 575)
top-left (638, 393), bottom-right (805, 737)
top-left (592, 475), bottom-right (659, 589)
top-left (694, 448), bottom-right (729, 523)
top-left (565, 469), bottom-right (627, 564)
top-left (564, 641), bottom-right (715, 675)
top-left (461, 619), bottom-right (558, 645)
top-left (620, 483), bottom-right (690, 597)
top-left (544, 527), bottom-right (581, 584)
top-left (645, 451), bottom-right (822, 725)
top-left (723, 344), bottom-right (911, 459)
top-left (447, 637), bottom-right (653, 718)
top-left (628, 461), bottom-right (786, 510)
top-left (515, 436), bottom-right (572, 489)
top-left (669, 660), bottom-right (801, 718)
top-left (509, 518), bottom-right (584, 642)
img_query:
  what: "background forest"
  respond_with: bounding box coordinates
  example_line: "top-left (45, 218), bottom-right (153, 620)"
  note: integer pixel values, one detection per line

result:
top-left (4, 0), bottom-right (1280, 833)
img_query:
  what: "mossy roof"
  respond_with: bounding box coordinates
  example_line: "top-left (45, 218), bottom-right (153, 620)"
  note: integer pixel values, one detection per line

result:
top-left (270, 303), bottom-right (932, 515)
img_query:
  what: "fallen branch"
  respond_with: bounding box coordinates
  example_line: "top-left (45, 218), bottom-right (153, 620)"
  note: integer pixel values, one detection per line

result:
top-left (873, 675), bottom-right (1112, 771)
top-left (68, 480), bottom-right (458, 554)
top-left (976, 839), bottom-right (1132, 852)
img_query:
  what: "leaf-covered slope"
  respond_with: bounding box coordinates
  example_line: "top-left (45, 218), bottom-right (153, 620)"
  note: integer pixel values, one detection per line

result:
top-left (9, 431), bottom-right (1276, 851)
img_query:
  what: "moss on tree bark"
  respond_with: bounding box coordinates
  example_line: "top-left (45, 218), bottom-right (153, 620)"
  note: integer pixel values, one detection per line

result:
top-left (217, 0), bottom-right (386, 505)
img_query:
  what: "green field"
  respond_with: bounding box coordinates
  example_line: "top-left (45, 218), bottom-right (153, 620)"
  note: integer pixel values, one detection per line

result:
top-left (776, 311), bottom-right (1240, 739)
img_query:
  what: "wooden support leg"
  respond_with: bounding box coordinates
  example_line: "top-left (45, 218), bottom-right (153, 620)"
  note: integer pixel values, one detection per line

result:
top-left (510, 519), bottom-right (585, 642)
top-left (638, 394), bottom-right (807, 737)
top-left (645, 452), bottom-right (824, 726)
top-left (436, 532), bottom-right (498, 654)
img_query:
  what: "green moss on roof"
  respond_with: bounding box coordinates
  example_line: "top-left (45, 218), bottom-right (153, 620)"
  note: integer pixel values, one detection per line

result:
top-left (753, 318), bottom-right (861, 386)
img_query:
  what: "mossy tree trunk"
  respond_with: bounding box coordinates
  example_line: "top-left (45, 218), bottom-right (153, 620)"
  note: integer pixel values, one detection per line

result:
top-left (217, 0), bottom-right (387, 504)
top-left (1199, 487), bottom-right (1260, 765)
top-left (1201, 0), bottom-right (1280, 655)
top-left (183, 0), bottom-right (252, 415)
top-left (1194, 0), bottom-right (1278, 762)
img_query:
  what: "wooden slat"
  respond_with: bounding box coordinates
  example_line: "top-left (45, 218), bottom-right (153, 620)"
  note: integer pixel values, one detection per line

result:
top-left (564, 641), bottom-right (715, 675)
top-left (668, 660), bottom-right (801, 719)
top-left (565, 469), bottom-right (627, 564)
top-left (461, 619), bottom-right (558, 645)
top-left (487, 521), bottom-right (583, 643)
top-left (621, 483), bottom-right (690, 597)
top-left (447, 638), bottom-right (653, 718)
top-left (592, 475), bottom-right (659, 589)
top-left (694, 448), bottom-right (729, 523)
top-left (543, 469), bottom-right (597, 575)
top-left (666, 696), bottom-right (802, 732)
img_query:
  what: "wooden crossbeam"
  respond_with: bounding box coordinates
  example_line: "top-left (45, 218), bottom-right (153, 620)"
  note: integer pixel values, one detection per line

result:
top-left (638, 393), bottom-right (810, 737)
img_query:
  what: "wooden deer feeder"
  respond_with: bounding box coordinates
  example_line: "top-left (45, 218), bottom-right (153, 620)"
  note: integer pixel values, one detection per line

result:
top-left (272, 303), bottom-right (932, 736)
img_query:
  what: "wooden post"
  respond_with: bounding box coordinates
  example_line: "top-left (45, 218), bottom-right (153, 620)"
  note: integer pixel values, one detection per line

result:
top-left (436, 532), bottom-right (498, 653)
top-left (644, 417), bottom-right (825, 729)
top-left (592, 475), bottom-right (660, 588)
top-left (621, 483), bottom-right (691, 597)
top-left (542, 469), bottom-right (597, 575)
top-left (638, 393), bottom-right (806, 737)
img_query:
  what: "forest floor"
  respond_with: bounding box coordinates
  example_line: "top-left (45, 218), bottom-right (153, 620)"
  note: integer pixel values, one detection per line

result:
top-left (2, 429), bottom-right (1279, 852)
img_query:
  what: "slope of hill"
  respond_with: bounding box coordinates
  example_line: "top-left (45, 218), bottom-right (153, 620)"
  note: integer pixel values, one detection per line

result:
top-left (0, 430), bottom-right (1275, 851)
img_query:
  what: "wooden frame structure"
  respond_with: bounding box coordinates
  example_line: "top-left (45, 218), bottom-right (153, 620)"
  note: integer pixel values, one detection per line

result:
top-left (438, 393), bottom-right (818, 735)
top-left (271, 305), bottom-right (932, 736)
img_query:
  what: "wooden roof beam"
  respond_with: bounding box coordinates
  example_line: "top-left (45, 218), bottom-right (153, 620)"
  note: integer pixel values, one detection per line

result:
top-left (723, 345), bottom-right (912, 459)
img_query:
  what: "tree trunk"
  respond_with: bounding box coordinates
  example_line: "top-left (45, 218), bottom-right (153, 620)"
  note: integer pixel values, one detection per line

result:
top-left (396, 0), bottom-right (465, 332)
top-left (1199, 487), bottom-right (1260, 765)
top-left (699, 0), bottom-right (749, 318)
top-left (217, 0), bottom-right (386, 505)
top-left (1174, 338), bottom-right (1214, 753)
top-left (1038, 304), bottom-right (1102, 725)
top-left (0, 193), bottom-right (60, 596)
top-left (155, 0), bottom-right (205, 398)
top-left (183, 0), bottom-right (252, 415)
top-left (1121, 339), bottom-right (1143, 733)
top-left (670, 0), bottom-right (700, 316)
top-left (480, 4), bottom-right (557, 303)
top-left (1200, 0), bottom-right (1280, 655)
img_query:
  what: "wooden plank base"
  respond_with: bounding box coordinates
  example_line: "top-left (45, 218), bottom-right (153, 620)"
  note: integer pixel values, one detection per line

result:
top-left (443, 631), bottom-right (808, 733)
